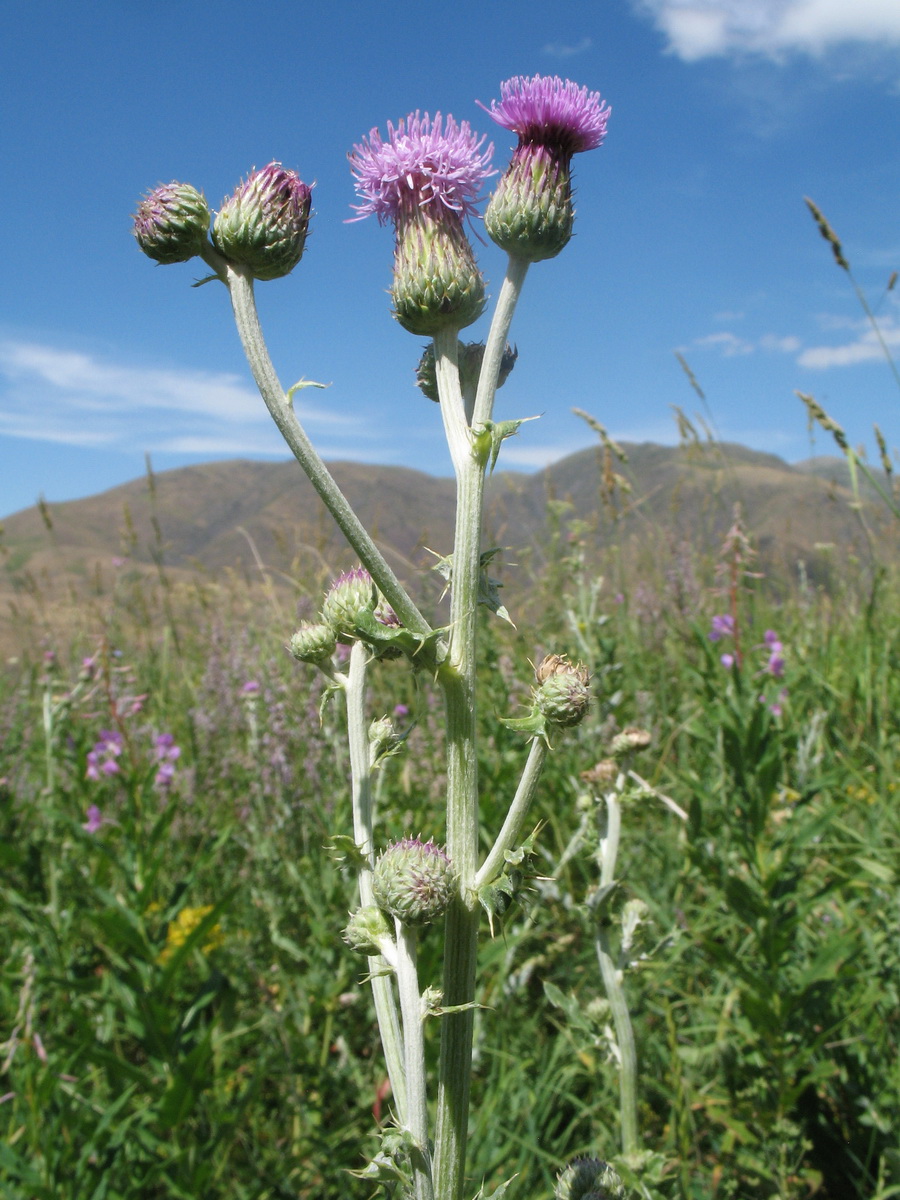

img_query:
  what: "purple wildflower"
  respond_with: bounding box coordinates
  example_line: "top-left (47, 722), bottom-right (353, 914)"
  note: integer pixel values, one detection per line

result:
top-left (480, 74), bottom-right (610, 261)
top-left (720, 653), bottom-right (735, 669)
top-left (349, 112), bottom-right (493, 225)
top-left (349, 113), bottom-right (491, 334)
top-left (393, 703), bottom-right (410, 718)
top-left (86, 730), bottom-right (123, 781)
top-left (82, 805), bottom-right (104, 834)
top-left (708, 613), bottom-right (735, 642)
top-left (153, 732), bottom-right (181, 791)
top-left (133, 182), bottom-right (211, 264)
top-left (241, 680), bottom-right (261, 696)
top-left (479, 74), bottom-right (610, 158)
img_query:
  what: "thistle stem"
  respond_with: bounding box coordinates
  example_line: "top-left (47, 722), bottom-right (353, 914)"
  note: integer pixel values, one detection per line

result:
top-left (395, 920), bottom-right (434, 1200)
top-left (221, 264), bottom-right (433, 645)
top-left (475, 737), bottom-right (547, 890)
top-left (596, 785), bottom-right (640, 1159)
top-left (431, 327), bottom-right (482, 1200)
top-left (472, 254), bottom-right (530, 429)
top-left (345, 642), bottom-right (407, 1121)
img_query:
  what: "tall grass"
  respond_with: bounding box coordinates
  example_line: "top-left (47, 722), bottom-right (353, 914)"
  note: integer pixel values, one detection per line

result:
top-left (2, 502), bottom-right (899, 1199)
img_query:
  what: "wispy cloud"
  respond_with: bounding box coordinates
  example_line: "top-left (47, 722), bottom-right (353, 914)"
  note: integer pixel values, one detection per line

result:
top-left (688, 330), bottom-right (800, 357)
top-left (0, 339), bottom-right (356, 455)
top-left (542, 36), bottom-right (594, 58)
top-left (634, 0), bottom-right (900, 61)
top-left (798, 317), bottom-right (900, 368)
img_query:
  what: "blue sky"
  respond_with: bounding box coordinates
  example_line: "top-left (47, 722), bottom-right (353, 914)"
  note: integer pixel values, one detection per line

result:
top-left (2, 0), bottom-right (900, 519)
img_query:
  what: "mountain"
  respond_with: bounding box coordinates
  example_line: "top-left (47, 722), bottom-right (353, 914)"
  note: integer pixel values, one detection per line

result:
top-left (1, 441), bottom-right (894, 649)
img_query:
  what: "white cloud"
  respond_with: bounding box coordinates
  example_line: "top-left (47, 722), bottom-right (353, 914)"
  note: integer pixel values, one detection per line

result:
top-left (542, 37), bottom-right (594, 58)
top-left (690, 330), bottom-right (802, 357)
top-left (798, 318), bottom-right (900, 367)
top-left (635, 0), bottom-right (900, 60)
top-left (0, 338), bottom-right (356, 453)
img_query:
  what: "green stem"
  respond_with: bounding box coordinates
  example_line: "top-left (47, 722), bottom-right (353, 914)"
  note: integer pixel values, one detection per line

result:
top-left (595, 786), bottom-right (640, 1159)
top-left (432, 327), bottom-right (482, 1200)
top-left (472, 255), bottom-right (530, 430)
top-left (220, 264), bottom-right (433, 645)
top-left (395, 921), bottom-right (434, 1200)
top-left (345, 643), bottom-right (407, 1123)
top-left (475, 737), bottom-right (548, 890)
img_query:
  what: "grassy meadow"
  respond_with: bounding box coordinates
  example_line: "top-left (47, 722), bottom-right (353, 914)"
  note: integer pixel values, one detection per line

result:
top-left (1, 478), bottom-right (899, 1200)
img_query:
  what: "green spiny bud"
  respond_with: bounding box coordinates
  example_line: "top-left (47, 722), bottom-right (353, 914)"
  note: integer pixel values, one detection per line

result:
top-left (212, 162), bottom-right (311, 281)
top-left (373, 838), bottom-right (456, 926)
top-left (485, 147), bottom-right (574, 263)
top-left (534, 654), bottom-right (591, 728)
top-left (415, 340), bottom-right (518, 403)
top-left (392, 209), bottom-right (485, 336)
top-left (289, 621), bottom-right (337, 665)
top-left (343, 905), bottom-right (394, 957)
top-left (555, 1157), bottom-right (625, 1200)
top-left (321, 567), bottom-right (377, 637)
top-left (132, 182), bottom-right (211, 264)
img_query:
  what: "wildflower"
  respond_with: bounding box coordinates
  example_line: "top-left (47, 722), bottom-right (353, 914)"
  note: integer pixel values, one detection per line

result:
top-left (86, 729), bottom-right (123, 780)
top-left (480, 74), bottom-right (611, 261)
top-left (373, 838), bottom-right (456, 926)
top-left (763, 629), bottom-right (785, 678)
top-left (212, 163), bottom-right (312, 280)
top-left (153, 732), bottom-right (181, 790)
top-left (133, 182), bottom-right (211, 264)
top-left (720, 652), bottom-right (735, 670)
top-left (708, 613), bottom-right (735, 642)
top-left (349, 112), bottom-right (493, 334)
top-left (82, 805), bottom-right (105, 834)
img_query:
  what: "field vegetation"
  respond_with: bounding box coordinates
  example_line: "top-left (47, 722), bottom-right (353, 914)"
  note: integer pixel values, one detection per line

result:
top-left (2, 469), bottom-right (898, 1199)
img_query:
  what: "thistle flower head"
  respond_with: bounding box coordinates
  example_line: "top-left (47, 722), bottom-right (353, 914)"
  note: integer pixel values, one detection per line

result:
top-left (555, 1157), bottom-right (625, 1200)
top-left (289, 620), bottom-right (338, 666)
top-left (481, 75), bottom-right (611, 159)
top-left (373, 838), bottom-right (456, 927)
top-left (534, 654), bottom-right (591, 728)
top-left (133, 182), bottom-right (211, 264)
top-left (321, 566), bottom-right (377, 637)
top-left (349, 112), bottom-right (494, 226)
top-left (481, 75), bottom-right (610, 262)
top-left (212, 162), bottom-right (312, 281)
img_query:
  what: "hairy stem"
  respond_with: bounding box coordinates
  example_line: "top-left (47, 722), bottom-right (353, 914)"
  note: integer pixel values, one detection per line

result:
top-left (220, 263), bottom-right (433, 645)
top-left (395, 921), bottom-right (434, 1200)
top-left (596, 785), bottom-right (640, 1159)
top-left (345, 643), bottom-right (407, 1121)
top-left (475, 737), bottom-right (548, 890)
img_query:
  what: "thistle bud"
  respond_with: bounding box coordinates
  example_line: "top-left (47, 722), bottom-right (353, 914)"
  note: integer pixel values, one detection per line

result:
top-left (373, 838), bottom-right (456, 926)
top-left (321, 567), bottom-right (377, 637)
top-left (610, 727), bottom-right (652, 758)
top-left (343, 905), bottom-right (394, 957)
top-left (534, 655), bottom-right (591, 728)
top-left (392, 210), bottom-right (486, 335)
top-left (212, 162), bottom-right (311, 281)
top-left (133, 182), bottom-right (211, 264)
top-left (289, 621), bottom-right (337, 666)
top-left (555, 1157), bottom-right (625, 1200)
top-left (416, 340), bottom-right (518, 403)
top-left (485, 148), bottom-right (575, 262)
top-left (581, 759), bottom-right (618, 787)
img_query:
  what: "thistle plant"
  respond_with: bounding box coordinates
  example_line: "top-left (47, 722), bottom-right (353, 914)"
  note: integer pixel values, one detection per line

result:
top-left (133, 75), bottom-right (611, 1200)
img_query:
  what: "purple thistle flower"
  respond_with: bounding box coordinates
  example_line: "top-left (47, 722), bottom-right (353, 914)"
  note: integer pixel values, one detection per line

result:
top-left (133, 182), bottom-right (211, 264)
top-left (481, 74), bottom-right (610, 261)
top-left (479, 74), bottom-right (610, 159)
top-left (349, 113), bottom-right (491, 334)
top-left (349, 112), bottom-right (494, 226)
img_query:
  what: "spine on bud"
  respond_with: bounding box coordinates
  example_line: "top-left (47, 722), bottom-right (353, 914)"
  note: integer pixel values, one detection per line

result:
top-left (212, 162), bottom-right (311, 281)
top-left (373, 838), bottom-right (456, 926)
